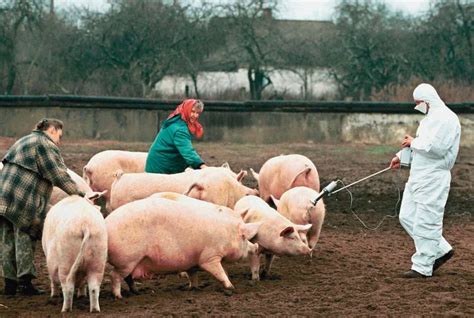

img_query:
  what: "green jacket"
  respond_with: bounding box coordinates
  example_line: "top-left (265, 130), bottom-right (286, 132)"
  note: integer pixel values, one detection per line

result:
top-left (145, 116), bottom-right (204, 174)
top-left (0, 130), bottom-right (83, 239)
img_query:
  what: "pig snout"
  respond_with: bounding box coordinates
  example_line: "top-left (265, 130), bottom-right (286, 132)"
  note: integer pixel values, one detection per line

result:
top-left (300, 244), bottom-right (312, 255)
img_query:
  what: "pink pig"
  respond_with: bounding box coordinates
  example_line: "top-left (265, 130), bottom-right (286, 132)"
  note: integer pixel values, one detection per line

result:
top-left (271, 186), bottom-right (326, 252)
top-left (42, 195), bottom-right (108, 313)
top-left (109, 167), bottom-right (255, 211)
top-left (184, 167), bottom-right (258, 208)
top-left (234, 195), bottom-right (312, 281)
top-left (105, 197), bottom-right (261, 298)
top-left (251, 154), bottom-right (320, 203)
top-left (82, 150), bottom-right (148, 211)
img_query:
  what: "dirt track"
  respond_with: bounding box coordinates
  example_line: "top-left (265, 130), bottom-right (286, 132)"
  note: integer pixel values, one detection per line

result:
top-left (0, 137), bottom-right (473, 316)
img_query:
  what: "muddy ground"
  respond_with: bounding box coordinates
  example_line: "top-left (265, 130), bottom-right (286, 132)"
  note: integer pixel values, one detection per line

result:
top-left (0, 137), bottom-right (473, 317)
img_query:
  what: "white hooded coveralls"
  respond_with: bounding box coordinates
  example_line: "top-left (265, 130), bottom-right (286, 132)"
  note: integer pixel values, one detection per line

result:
top-left (398, 83), bottom-right (461, 276)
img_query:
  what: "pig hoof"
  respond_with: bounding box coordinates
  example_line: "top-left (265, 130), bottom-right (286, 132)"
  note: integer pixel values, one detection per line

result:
top-left (223, 289), bottom-right (233, 296)
top-left (130, 288), bottom-right (140, 295)
top-left (46, 297), bottom-right (61, 305)
top-left (189, 286), bottom-right (201, 292)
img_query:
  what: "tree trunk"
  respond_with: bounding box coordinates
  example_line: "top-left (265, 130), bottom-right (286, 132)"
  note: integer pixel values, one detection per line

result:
top-left (6, 62), bottom-right (17, 95)
top-left (248, 67), bottom-right (271, 100)
top-left (191, 73), bottom-right (200, 99)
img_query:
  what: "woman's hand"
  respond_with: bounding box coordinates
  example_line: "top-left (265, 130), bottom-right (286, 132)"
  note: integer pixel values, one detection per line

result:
top-left (199, 164), bottom-right (208, 169)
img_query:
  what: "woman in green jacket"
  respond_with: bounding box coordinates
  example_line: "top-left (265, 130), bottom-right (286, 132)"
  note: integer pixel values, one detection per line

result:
top-left (145, 99), bottom-right (208, 174)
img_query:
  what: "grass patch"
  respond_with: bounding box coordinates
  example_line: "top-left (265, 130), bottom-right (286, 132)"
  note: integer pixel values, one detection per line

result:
top-left (365, 145), bottom-right (399, 156)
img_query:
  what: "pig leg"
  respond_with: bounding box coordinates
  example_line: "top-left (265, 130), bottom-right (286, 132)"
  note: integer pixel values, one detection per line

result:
top-left (200, 258), bottom-right (234, 289)
top-left (308, 221), bottom-right (324, 252)
top-left (111, 270), bottom-right (124, 299)
top-left (46, 262), bottom-right (59, 298)
top-left (48, 267), bottom-right (60, 298)
top-left (124, 274), bottom-right (139, 295)
top-left (261, 253), bottom-right (275, 279)
top-left (186, 268), bottom-right (199, 289)
top-left (249, 251), bottom-right (261, 281)
top-left (88, 274), bottom-right (102, 313)
top-left (58, 268), bottom-right (75, 312)
top-left (77, 277), bottom-right (87, 298)
top-left (50, 280), bottom-right (60, 298)
top-left (60, 282), bottom-right (75, 312)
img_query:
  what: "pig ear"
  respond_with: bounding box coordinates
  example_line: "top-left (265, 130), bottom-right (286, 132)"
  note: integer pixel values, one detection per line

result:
top-left (296, 224), bottom-right (313, 234)
top-left (113, 169), bottom-right (124, 180)
top-left (270, 195), bottom-right (280, 209)
top-left (239, 222), bottom-right (262, 240)
top-left (184, 183), bottom-right (204, 196)
top-left (236, 208), bottom-right (250, 220)
top-left (236, 170), bottom-right (247, 182)
top-left (280, 226), bottom-right (295, 237)
top-left (250, 168), bottom-right (259, 182)
top-left (289, 166), bottom-right (311, 188)
top-left (247, 242), bottom-right (259, 255)
top-left (221, 162), bottom-right (231, 170)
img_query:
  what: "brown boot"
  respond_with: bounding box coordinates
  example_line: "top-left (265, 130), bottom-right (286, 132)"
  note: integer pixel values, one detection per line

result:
top-left (4, 278), bottom-right (17, 296)
top-left (18, 276), bottom-right (44, 296)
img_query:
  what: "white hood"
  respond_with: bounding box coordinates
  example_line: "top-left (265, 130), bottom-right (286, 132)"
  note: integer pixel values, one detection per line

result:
top-left (412, 83), bottom-right (445, 111)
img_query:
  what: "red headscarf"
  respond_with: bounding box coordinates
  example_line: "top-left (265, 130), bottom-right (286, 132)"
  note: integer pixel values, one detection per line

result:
top-left (167, 99), bottom-right (204, 139)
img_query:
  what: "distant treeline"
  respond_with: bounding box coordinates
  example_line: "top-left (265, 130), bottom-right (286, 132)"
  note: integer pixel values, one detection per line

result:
top-left (0, 0), bottom-right (472, 101)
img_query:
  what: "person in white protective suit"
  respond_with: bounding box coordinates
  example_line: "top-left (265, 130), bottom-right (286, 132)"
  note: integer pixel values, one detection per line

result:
top-left (389, 83), bottom-right (461, 278)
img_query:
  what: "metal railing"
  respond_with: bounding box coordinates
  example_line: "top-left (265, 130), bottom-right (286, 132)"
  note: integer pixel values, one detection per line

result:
top-left (0, 95), bottom-right (473, 113)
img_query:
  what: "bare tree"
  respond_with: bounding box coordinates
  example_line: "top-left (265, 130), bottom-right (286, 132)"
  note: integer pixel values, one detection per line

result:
top-left (0, 0), bottom-right (45, 94)
top-left (216, 0), bottom-right (282, 100)
top-left (413, 0), bottom-right (473, 83)
top-left (324, 0), bottom-right (412, 100)
top-left (83, 0), bottom-right (191, 97)
top-left (170, 2), bottom-right (223, 98)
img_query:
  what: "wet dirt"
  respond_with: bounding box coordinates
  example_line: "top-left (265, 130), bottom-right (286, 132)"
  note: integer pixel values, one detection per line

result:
top-left (0, 137), bottom-right (473, 316)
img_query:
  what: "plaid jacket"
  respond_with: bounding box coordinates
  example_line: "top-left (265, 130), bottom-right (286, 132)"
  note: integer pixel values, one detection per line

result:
top-left (0, 130), bottom-right (82, 239)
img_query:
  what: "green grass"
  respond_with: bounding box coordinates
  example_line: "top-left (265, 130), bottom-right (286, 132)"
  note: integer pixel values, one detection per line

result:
top-left (365, 145), bottom-right (399, 156)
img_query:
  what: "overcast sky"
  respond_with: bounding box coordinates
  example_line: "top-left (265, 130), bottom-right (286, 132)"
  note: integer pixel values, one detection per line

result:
top-left (55, 0), bottom-right (432, 21)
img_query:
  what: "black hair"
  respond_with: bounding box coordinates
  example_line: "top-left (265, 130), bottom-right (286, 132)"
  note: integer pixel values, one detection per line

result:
top-left (35, 118), bottom-right (64, 131)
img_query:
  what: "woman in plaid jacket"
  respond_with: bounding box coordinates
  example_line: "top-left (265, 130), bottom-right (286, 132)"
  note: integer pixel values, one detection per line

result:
top-left (0, 118), bottom-right (85, 296)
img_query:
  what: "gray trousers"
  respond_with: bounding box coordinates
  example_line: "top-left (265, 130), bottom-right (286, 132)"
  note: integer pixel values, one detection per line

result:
top-left (0, 217), bottom-right (37, 281)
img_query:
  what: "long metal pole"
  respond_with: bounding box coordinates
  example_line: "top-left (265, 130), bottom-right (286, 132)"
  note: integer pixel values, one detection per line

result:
top-left (330, 167), bottom-right (392, 195)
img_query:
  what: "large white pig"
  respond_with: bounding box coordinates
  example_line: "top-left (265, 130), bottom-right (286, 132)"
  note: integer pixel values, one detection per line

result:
top-left (82, 150), bottom-right (148, 209)
top-left (109, 167), bottom-right (257, 211)
top-left (49, 169), bottom-right (93, 208)
top-left (271, 186), bottom-right (326, 251)
top-left (151, 192), bottom-right (236, 216)
top-left (250, 154), bottom-right (320, 203)
top-left (105, 197), bottom-right (261, 298)
top-left (184, 167), bottom-right (258, 208)
top-left (234, 195), bottom-right (312, 281)
top-left (139, 192), bottom-right (259, 288)
top-left (42, 195), bottom-right (108, 313)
